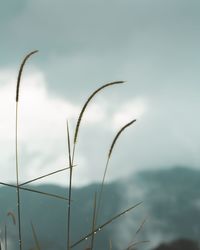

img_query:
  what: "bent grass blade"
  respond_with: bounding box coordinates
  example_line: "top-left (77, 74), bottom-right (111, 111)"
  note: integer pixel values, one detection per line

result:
top-left (71, 201), bottom-right (142, 248)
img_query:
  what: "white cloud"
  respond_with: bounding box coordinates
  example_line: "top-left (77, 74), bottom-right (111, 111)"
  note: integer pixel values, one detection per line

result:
top-left (0, 67), bottom-right (199, 188)
top-left (0, 69), bottom-right (107, 186)
top-left (112, 98), bottom-right (147, 130)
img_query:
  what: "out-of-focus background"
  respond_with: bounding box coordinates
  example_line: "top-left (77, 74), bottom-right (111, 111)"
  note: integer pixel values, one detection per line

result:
top-left (0, 1), bottom-right (200, 249)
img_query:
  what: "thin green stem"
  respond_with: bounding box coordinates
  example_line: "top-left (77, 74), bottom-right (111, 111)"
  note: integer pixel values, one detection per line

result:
top-left (71, 202), bottom-right (142, 248)
top-left (15, 50), bottom-right (38, 250)
top-left (31, 221), bottom-right (41, 250)
top-left (96, 119), bottom-right (137, 224)
top-left (15, 102), bottom-right (22, 250)
top-left (5, 224), bottom-right (7, 250)
top-left (90, 192), bottom-right (97, 250)
top-left (19, 166), bottom-right (73, 186)
top-left (109, 239), bottom-right (112, 250)
top-left (67, 121), bottom-right (73, 250)
top-left (95, 159), bottom-right (109, 224)
top-left (0, 181), bottom-right (69, 201)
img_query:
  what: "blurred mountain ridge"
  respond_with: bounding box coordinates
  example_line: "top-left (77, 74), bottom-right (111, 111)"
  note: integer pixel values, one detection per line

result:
top-left (0, 166), bottom-right (200, 249)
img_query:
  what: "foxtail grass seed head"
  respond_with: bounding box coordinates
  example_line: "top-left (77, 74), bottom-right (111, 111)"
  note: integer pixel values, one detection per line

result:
top-left (16, 50), bottom-right (38, 102)
top-left (74, 81), bottom-right (126, 145)
top-left (108, 119), bottom-right (136, 159)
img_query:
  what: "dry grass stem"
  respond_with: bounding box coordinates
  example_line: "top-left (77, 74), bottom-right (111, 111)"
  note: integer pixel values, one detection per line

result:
top-left (66, 121), bottom-right (73, 250)
top-left (7, 211), bottom-right (16, 225)
top-left (31, 221), bottom-right (41, 250)
top-left (96, 119), bottom-right (137, 223)
top-left (70, 202), bottom-right (142, 248)
top-left (90, 192), bottom-right (97, 250)
top-left (135, 217), bottom-right (147, 235)
top-left (0, 182), bottom-right (69, 201)
top-left (4, 224), bottom-right (7, 250)
top-left (125, 217), bottom-right (148, 250)
top-left (15, 50), bottom-right (38, 250)
top-left (19, 166), bottom-right (73, 186)
top-left (109, 239), bottom-right (112, 250)
top-left (72, 81), bottom-right (125, 163)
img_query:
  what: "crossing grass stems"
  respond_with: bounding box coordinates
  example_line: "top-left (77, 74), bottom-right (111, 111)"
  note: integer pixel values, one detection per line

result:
top-left (0, 51), bottom-right (146, 250)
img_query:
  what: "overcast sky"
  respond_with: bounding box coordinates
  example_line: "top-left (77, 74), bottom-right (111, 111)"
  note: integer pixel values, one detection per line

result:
top-left (0, 0), bottom-right (200, 186)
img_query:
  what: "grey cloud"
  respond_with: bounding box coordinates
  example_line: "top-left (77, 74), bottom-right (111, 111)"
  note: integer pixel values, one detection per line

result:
top-left (0, 0), bottom-right (200, 99)
top-left (0, 0), bottom-right (200, 185)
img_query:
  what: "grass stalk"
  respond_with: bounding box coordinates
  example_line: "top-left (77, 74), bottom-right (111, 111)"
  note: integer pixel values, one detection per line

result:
top-left (109, 239), bottom-right (112, 250)
top-left (15, 50), bottom-right (38, 250)
top-left (0, 50), bottom-right (146, 248)
top-left (124, 217), bottom-right (148, 250)
top-left (19, 166), bottom-right (73, 186)
top-left (72, 81), bottom-right (125, 164)
top-left (0, 181), bottom-right (69, 201)
top-left (90, 192), bottom-right (97, 250)
top-left (135, 217), bottom-right (147, 235)
top-left (31, 221), bottom-right (41, 250)
top-left (4, 224), bottom-right (7, 250)
top-left (66, 121), bottom-right (73, 250)
top-left (96, 119), bottom-right (137, 223)
top-left (69, 81), bottom-right (127, 249)
top-left (15, 103), bottom-right (22, 250)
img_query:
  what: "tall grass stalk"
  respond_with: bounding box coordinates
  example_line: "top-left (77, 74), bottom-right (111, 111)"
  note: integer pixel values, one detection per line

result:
top-left (31, 221), bottom-right (41, 250)
top-left (4, 224), bottom-right (7, 250)
top-left (109, 239), bottom-right (112, 250)
top-left (90, 192), bottom-right (97, 250)
top-left (96, 119), bottom-right (137, 223)
top-left (15, 50), bottom-right (38, 250)
top-left (69, 81), bottom-right (125, 249)
top-left (66, 121), bottom-right (73, 250)
top-left (19, 166), bottom-right (72, 186)
top-left (0, 181), bottom-right (69, 201)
